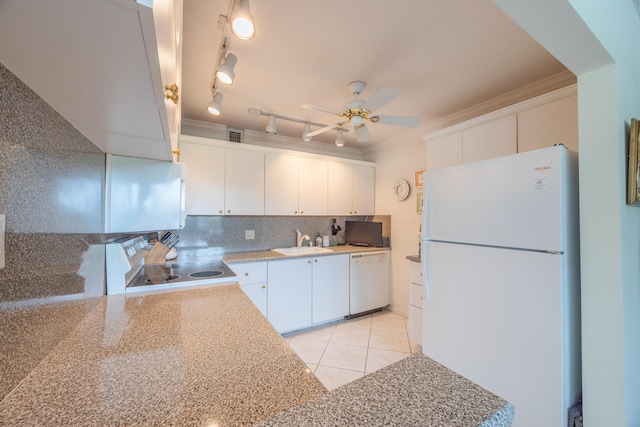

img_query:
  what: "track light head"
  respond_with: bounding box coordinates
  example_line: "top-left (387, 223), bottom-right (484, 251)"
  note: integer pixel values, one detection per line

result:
top-left (207, 92), bottom-right (224, 116)
top-left (216, 53), bottom-right (237, 85)
top-left (303, 123), bottom-right (312, 141)
top-left (230, 0), bottom-right (256, 40)
top-left (266, 116), bottom-right (277, 134)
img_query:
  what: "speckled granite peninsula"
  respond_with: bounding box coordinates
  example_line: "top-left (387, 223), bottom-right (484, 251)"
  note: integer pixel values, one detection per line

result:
top-left (0, 281), bottom-right (513, 426)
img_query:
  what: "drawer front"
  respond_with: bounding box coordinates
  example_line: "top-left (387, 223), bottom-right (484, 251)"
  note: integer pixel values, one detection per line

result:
top-left (409, 282), bottom-right (424, 308)
top-left (232, 261), bottom-right (268, 284)
top-left (409, 261), bottom-right (423, 285)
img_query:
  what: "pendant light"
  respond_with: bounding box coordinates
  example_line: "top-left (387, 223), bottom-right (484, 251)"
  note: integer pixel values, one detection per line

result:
top-left (230, 0), bottom-right (256, 40)
top-left (335, 129), bottom-right (345, 147)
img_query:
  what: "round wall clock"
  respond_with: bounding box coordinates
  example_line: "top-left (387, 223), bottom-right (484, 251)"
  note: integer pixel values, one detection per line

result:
top-left (393, 179), bottom-right (410, 200)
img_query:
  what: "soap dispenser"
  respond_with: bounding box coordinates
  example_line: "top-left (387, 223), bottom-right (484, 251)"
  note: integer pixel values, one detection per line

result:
top-left (315, 233), bottom-right (322, 247)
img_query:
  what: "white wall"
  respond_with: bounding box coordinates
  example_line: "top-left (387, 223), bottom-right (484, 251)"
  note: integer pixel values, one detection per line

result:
top-left (493, 1), bottom-right (640, 425)
top-left (363, 139), bottom-right (425, 317)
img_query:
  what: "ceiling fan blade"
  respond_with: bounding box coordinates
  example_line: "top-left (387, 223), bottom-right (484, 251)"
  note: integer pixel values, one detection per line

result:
top-left (305, 124), bottom-right (336, 137)
top-left (354, 123), bottom-right (371, 142)
top-left (373, 115), bottom-right (420, 127)
top-left (361, 86), bottom-right (398, 113)
top-left (301, 103), bottom-right (342, 115)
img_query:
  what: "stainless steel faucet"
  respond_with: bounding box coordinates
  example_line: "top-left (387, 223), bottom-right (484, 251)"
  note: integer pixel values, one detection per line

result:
top-left (296, 229), bottom-right (310, 247)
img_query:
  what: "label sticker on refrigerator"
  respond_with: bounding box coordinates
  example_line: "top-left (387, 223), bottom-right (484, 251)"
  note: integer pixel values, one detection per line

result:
top-left (532, 177), bottom-right (547, 190)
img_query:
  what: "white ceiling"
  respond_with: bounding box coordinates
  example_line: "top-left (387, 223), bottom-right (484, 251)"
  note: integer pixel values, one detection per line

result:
top-left (181, 0), bottom-right (575, 149)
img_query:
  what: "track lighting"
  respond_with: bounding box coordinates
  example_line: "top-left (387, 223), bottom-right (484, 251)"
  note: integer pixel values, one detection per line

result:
top-left (216, 53), bottom-right (237, 85)
top-left (266, 116), bottom-right (277, 134)
top-left (335, 130), bottom-right (345, 147)
top-left (229, 0), bottom-right (256, 40)
top-left (303, 123), bottom-right (312, 141)
top-left (207, 92), bottom-right (224, 116)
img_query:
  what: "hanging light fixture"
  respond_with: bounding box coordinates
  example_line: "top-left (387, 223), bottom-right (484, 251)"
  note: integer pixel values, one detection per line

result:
top-left (207, 92), bottom-right (224, 116)
top-left (229, 0), bottom-right (256, 40)
top-left (266, 115), bottom-right (277, 134)
top-left (216, 52), bottom-right (237, 85)
top-left (335, 130), bottom-right (345, 147)
top-left (303, 123), bottom-right (312, 141)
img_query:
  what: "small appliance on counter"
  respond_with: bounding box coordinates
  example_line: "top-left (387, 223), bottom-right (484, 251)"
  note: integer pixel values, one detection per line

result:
top-left (344, 221), bottom-right (383, 247)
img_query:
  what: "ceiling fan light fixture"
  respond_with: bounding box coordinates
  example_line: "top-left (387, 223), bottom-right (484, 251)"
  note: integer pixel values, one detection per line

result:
top-left (352, 115), bottom-right (363, 126)
top-left (335, 130), bottom-right (345, 147)
top-left (266, 115), bottom-right (277, 134)
top-left (230, 0), bottom-right (256, 40)
top-left (303, 123), bottom-right (312, 141)
top-left (216, 53), bottom-right (237, 84)
top-left (207, 92), bottom-right (224, 116)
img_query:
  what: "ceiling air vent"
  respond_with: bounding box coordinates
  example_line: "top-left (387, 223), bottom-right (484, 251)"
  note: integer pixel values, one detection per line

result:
top-left (227, 128), bottom-right (244, 143)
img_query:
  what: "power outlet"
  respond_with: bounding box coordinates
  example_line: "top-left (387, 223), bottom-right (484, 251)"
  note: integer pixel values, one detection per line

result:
top-left (0, 214), bottom-right (5, 269)
top-left (245, 230), bottom-right (255, 240)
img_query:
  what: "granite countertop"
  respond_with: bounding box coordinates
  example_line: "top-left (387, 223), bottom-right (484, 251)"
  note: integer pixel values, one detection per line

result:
top-left (406, 254), bottom-right (421, 263)
top-left (221, 245), bottom-right (391, 264)
top-left (257, 354), bottom-right (514, 427)
top-left (0, 285), bottom-right (326, 426)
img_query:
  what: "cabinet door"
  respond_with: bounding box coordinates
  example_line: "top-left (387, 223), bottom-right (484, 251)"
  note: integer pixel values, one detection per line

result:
top-left (462, 115), bottom-right (517, 163)
top-left (408, 304), bottom-right (422, 345)
top-left (312, 254), bottom-right (349, 324)
top-left (180, 142), bottom-right (225, 215)
top-left (327, 161), bottom-right (353, 215)
top-left (265, 153), bottom-right (299, 215)
top-left (298, 157), bottom-right (328, 215)
top-left (426, 131), bottom-right (462, 171)
top-left (352, 165), bottom-right (374, 215)
top-left (517, 95), bottom-right (578, 153)
top-left (241, 282), bottom-right (267, 317)
top-left (267, 258), bottom-right (312, 333)
top-left (225, 149), bottom-right (265, 215)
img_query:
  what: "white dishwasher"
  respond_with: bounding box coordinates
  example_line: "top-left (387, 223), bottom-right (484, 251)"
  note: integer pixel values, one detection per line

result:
top-left (349, 250), bottom-right (391, 317)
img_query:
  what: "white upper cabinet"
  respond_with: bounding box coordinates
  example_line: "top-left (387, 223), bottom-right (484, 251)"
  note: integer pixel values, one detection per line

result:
top-left (298, 157), bottom-right (328, 216)
top-left (517, 95), bottom-right (578, 153)
top-left (180, 140), bottom-right (264, 215)
top-left (181, 143), bottom-right (225, 215)
top-left (265, 154), bottom-right (328, 215)
top-left (426, 132), bottom-right (463, 171)
top-left (225, 149), bottom-right (265, 215)
top-left (462, 115), bottom-right (517, 163)
top-left (0, 0), bottom-right (183, 161)
top-left (328, 162), bottom-right (375, 216)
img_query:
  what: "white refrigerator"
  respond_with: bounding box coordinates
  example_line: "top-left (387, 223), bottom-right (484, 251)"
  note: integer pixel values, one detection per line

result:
top-left (420, 145), bottom-right (581, 427)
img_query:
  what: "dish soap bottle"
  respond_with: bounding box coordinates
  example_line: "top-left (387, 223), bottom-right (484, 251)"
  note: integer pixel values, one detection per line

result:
top-left (315, 233), bottom-right (323, 247)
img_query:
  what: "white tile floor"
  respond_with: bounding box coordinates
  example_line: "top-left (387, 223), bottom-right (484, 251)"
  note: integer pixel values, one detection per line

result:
top-left (282, 310), bottom-right (420, 391)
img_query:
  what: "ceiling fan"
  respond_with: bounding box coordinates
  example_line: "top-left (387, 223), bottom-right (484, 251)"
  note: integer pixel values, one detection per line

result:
top-left (301, 81), bottom-right (419, 143)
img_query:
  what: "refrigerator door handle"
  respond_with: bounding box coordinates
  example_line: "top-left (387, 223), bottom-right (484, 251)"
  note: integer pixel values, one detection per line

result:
top-left (421, 182), bottom-right (431, 239)
top-left (421, 241), bottom-right (430, 300)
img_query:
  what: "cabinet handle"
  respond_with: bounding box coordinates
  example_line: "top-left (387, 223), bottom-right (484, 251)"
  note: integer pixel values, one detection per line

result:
top-left (294, 211), bottom-right (297, 214)
top-left (307, 260), bottom-right (311, 264)
top-left (218, 210), bottom-right (223, 214)
top-left (261, 285), bottom-right (266, 289)
top-left (244, 272), bottom-right (249, 276)
top-left (314, 259), bottom-right (318, 263)
top-left (227, 210), bottom-right (231, 214)
top-left (354, 211), bottom-right (358, 214)
top-left (300, 210), bottom-right (304, 214)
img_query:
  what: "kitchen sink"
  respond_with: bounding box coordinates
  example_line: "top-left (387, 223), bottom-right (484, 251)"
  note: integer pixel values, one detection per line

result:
top-left (271, 246), bottom-right (334, 256)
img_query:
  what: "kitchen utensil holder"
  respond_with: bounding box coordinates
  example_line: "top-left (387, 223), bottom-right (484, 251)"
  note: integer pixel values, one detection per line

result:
top-left (145, 242), bottom-right (170, 265)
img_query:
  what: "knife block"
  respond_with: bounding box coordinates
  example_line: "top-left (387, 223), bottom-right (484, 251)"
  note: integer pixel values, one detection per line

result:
top-left (145, 242), bottom-right (170, 265)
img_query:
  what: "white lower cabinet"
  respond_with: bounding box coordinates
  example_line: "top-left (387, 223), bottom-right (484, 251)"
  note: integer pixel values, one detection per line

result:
top-left (236, 261), bottom-right (268, 317)
top-left (268, 258), bottom-right (313, 333)
top-left (408, 261), bottom-right (424, 346)
top-left (312, 254), bottom-right (349, 324)
top-left (267, 254), bottom-right (350, 333)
